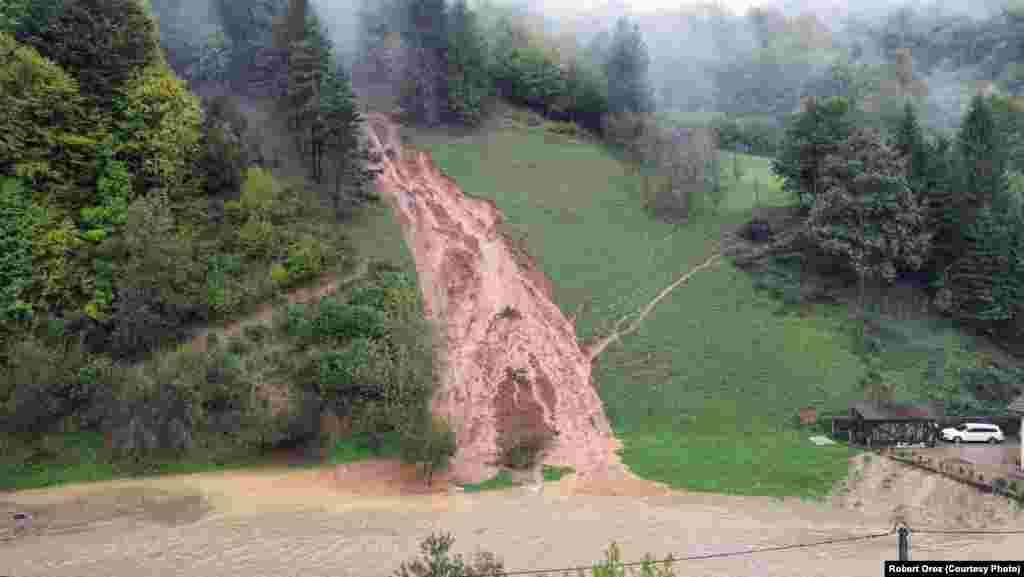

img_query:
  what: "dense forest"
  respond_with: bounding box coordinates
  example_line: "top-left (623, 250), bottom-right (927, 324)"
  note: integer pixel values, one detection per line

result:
top-left (3, 0), bottom-right (1024, 485)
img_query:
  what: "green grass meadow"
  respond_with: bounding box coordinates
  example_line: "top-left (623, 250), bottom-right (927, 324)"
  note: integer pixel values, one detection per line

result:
top-left (413, 119), bottom-right (875, 497)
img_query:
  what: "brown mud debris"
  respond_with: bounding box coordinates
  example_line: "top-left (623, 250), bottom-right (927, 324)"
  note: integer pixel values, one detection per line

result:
top-left (363, 114), bottom-right (627, 484)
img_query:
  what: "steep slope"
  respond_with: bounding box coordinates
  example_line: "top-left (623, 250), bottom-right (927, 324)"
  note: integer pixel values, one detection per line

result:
top-left (364, 114), bottom-right (624, 483)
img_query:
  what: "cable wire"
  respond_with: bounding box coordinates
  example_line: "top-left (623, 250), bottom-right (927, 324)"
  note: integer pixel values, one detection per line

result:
top-left (471, 526), bottom-right (898, 577)
top-left (909, 527), bottom-right (1024, 535)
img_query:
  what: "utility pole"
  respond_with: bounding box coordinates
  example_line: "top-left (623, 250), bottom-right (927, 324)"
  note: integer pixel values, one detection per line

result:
top-left (898, 525), bottom-right (911, 561)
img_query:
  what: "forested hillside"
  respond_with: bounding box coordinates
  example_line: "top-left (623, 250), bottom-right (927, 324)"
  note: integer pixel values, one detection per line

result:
top-left (0, 0), bottom-right (448, 488)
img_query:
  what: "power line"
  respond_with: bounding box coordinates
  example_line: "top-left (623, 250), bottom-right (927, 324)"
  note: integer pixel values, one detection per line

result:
top-left (470, 526), bottom-right (897, 577)
top-left (909, 527), bottom-right (1024, 535)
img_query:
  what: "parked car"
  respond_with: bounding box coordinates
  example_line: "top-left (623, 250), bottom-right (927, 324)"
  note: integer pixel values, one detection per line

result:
top-left (940, 423), bottom-right (1005, 444)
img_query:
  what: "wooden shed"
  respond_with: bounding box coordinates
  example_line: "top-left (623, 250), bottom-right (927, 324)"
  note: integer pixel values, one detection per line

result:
top-left (846, 401), bottom-right (944, 447)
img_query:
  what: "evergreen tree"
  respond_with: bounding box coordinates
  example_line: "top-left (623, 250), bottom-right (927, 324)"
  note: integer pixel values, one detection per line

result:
top-left (941, 207), bottom-right (1022, 325)
top-left (892, 101), bottom-right (929, 193)
top-left (956, 94), bottom-right (1009, 232)
top-left (604, 17), bottom-right (651, 115)
top-left (806, 128), bottom-right (931, 298)
top-left (26, 0), bottom-right (162, 107)
top-left (399, 0), bottom-right (448, 125)
top-left (921, 133), bottom-right (959, 270)
top-left (445, 0), bottom-right (490, 125)
top-left (320, 65), bottom-right (377, 218)
top-left (772, 96), bottom-right (854, 212)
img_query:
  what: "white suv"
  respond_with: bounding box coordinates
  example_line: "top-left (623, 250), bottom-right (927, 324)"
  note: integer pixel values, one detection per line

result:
top-left (941, 423), bottom-right (1005, 444)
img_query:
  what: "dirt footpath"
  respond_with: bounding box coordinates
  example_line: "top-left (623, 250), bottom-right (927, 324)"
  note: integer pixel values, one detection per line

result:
top-left (4, 456), bottom-right (1024, 577)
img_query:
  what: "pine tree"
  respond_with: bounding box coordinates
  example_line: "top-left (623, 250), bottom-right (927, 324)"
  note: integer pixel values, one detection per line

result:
top-left (320, 65), bottom-right (377, 218)
top-left (892, 101), bottom-right (928, 193)
top-left (956, 94), bottom-right (1009, 236)
top-left (942, 207), bottom-right (1021, 325)
top-left (922, 133), bottom-right (958, 270)
top-left (772, 96), bottom-right (854, 212)
top-left (399, 0), bottom-right (448, 126)
top-left (604, 17), bottom-right (651, 115)
top-left (445, 0), bottom-right (490, 125)
top-left (806, 128), bottom-right (931, 299)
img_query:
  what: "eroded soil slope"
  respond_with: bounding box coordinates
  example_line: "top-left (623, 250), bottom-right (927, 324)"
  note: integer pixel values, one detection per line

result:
top-left (364, 115), bottom-right (624, 483)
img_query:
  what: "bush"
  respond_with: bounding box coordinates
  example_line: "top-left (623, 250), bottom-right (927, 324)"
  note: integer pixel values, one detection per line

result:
top-left (237, 217), bottom-right (275, 257)
top-left (399, 416), bottom-right (457, 486)
top-left (199, 95), bottom-right (249, 197)
top-left (284, 237), bottom-right (324, 280)
top-left (546, 121), bottom-right (584, 138)
top-left (0, 336), bottom-right (95, 434)
top-left (497, 414), bottom-right (555, 470)
top-left (314, 298), bottom-right (386, 341)
top-left (280, 303), bottom-right (314, 340)
top-left (392, 533), bottom-right (504, 577)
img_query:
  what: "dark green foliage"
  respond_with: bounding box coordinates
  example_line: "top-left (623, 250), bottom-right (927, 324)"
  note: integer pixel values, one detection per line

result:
top-left (392, 533), bottom-right (504, 577)
top-left (604, 17), bottom-right (652, 115)
top-left (314, 298), bottom-right (386, 341)
top-left (398, 415), bottom-right (456, 486)
top-left (711, 116), bottom-right (780, 157)
top-left (891, 102), bottom-right (929, 194)
top-left (806, 128), bottom-right (931, 286)
top-left (492, 39), bottom-right (566, 116)
top-left (26, 0), bottom-right (162, 106)
top-left (445, 0), bottom-right (490, 125)
top-left (957, 94), bottom-right (1009, 228)
top-left (0, 336), bottom-right (97, 434)
top-left (0, 0), bottom-right (65, 40)
top-left (921, 133), bottom-right (958, 269)
top-left (940, 208), bottom-right (1024, 325)
top-left (200, 95), bottom-right (250, 198)
top-left (318, 339), bottom-right (378, 403)
top-left (773, 96), bottom-right (855, 212)
top-left (0, 178), bottom-right (41, 323)
top-left (0, 32), bottom-right (99, 210)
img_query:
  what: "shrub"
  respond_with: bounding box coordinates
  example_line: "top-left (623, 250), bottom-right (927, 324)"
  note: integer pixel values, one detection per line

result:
top-left (199, 95), bottom-right (249, 197)
top-left (281, 303), bottom-right (314, 340)
top-left (497, 305), bottom-right (521, 320)
top-left (237, 216), bottom-right (275, 257)
top-left (314, 298), bottom-right (386, 341)
top-left (398, 415), bottom-right (457, 487)
top-left (270, 263), bottom-right (289, 285)
top-left (0, 336), bottom-right (99, 434)
top-left (285, 237), bottom-right (324, 280)
top-left (392, 533), bottom-right (504, 577)
top-left (239, 166), bottom-right (279, 216)
top-left (317, 338), bottom-right (383, 413)
top-left (497, 414), bottom-right (555, 470)
top-left (546, 121), bottom-right (584, 138)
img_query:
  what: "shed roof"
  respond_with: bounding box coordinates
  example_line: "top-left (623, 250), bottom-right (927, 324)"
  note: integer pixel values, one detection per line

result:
top-left (851, 400), bottom-right (943, 421)
top-left (1008, 393), bottom-right (1024, 414)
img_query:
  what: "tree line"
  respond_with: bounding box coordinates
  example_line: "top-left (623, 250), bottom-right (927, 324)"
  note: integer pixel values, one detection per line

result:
top-left (773, 92), bottom-right (1024, 344)
top-left (0, 0), bottom-right (414, 478)
top-left (355, 0), bottom-right (653, 131)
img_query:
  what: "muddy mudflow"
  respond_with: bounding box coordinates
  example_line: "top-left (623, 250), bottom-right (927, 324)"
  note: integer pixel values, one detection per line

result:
top-left (364, 114), bottom-right (627, 484)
